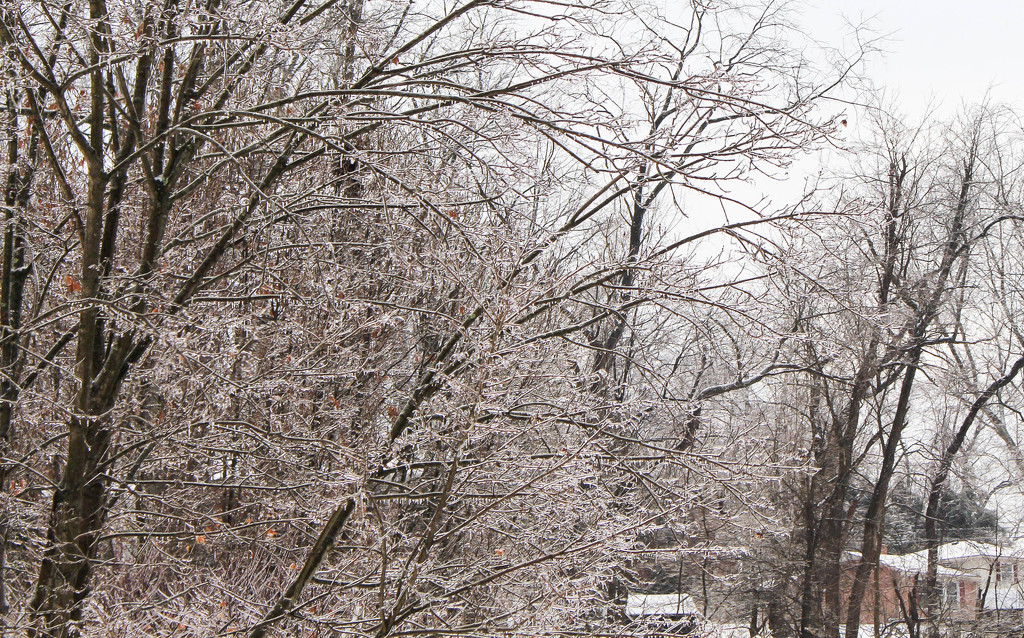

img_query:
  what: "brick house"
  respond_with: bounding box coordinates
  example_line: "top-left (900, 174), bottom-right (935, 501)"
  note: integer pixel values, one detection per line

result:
top-left (849, 541), bottom-right (1024, 632)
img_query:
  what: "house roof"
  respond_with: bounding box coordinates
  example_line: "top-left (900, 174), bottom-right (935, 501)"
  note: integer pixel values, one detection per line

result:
top-left (850, 539), bottom-right (1024, 578)
top-left (924, 540), bottom-right (1006, 562)
top-left (1008, 538), bottom-right (1024, 556)
top-left (876, 552), bottom-right (965, 578)
top-left (895, 540), bottom-right (1024, 567)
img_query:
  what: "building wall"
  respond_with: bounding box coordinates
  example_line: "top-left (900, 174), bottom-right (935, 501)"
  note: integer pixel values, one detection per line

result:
top-left (840, 565), bottom-right (979, 624)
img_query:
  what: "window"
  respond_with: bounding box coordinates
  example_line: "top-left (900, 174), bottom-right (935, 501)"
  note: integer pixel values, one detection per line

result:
top-left (943, 580), bottom-right (960, 609)
top-left (999, 560), bottom-right (1017, 584)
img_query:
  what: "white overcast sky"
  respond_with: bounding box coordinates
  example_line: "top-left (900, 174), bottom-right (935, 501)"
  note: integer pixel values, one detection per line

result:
top-left (727, 0), bottom-right (1024, 212)
top-left (803, 0), bottom-right (1024, 113)
top-left (801, 0), bottom-right (1024, 519)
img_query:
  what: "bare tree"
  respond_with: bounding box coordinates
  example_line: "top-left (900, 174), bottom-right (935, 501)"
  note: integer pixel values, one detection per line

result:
top-left (0, 0), bottom-right (862, 635)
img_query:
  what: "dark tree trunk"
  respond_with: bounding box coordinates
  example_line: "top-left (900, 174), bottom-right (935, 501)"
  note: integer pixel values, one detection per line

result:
top-left (921, 355), bottom-right (1024, 636)
top-left (846, 147), bottom-right (975, 638)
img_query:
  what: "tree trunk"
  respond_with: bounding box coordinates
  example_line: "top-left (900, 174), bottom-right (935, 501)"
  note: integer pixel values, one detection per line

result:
top-left (27, 414), bottom-right (112, 638)
top-left (845, 347), bottom-right (922, 638)
top-left (847, 142), bottom-right (976, 638)
top-left (922, 355), bottom-right (1024, 636)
